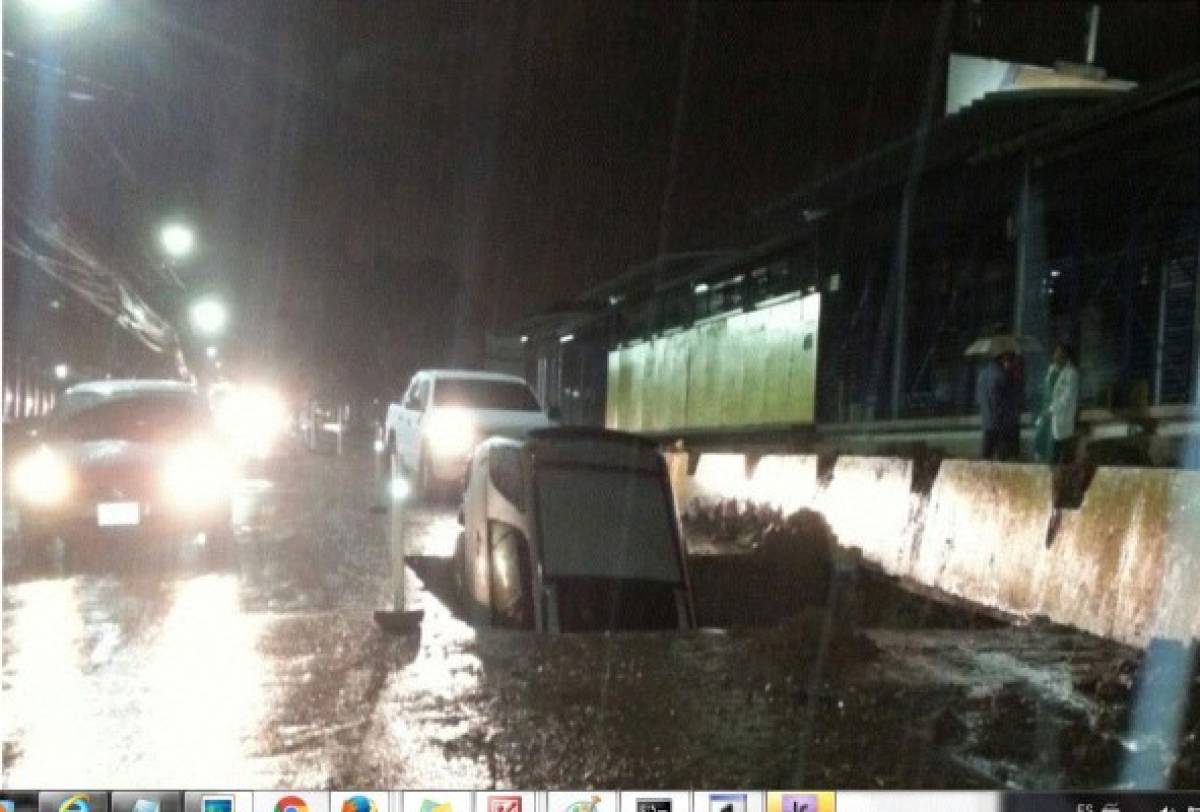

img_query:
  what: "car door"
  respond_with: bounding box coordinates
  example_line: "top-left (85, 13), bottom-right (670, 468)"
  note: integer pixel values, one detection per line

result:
top-left (463, 446), bottom-right (490, 606)
top-left (396, 375), bottom-right (430, 471)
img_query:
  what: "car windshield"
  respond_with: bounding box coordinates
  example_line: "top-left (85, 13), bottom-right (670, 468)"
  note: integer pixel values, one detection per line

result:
top-left (51, 393), bottom-right (211, 443)
top-left (535, 464), bottom-right (681, 583)
top-left (433, 378), bottom-right (541, 412)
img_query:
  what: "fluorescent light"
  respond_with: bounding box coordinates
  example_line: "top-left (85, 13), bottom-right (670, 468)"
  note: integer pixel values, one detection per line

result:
top-left (559, 334), bottom-right (575, 344)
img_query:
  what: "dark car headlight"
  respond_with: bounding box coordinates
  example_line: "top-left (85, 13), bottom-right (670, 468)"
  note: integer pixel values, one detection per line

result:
top-left (12, 446), bottom-right (73, 507)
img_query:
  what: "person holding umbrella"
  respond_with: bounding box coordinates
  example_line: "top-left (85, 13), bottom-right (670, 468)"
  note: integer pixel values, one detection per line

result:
top-left (976, 350), bottom-right (1022, 460)
top-left (967, 334), bottom-right (1038, 461)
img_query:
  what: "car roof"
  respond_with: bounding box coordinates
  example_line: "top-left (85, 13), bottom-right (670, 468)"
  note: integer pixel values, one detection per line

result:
top-left (418, 369), bottom-right (530, 385)
top-left (64, 379), bottom-right (198, 397)
top-left (528, 426), bottom-right (659, 448)
top-left (478, 427), bottom-right (663, 471)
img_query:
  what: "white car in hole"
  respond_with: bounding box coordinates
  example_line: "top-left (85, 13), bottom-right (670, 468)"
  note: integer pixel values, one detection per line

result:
top-left (384, 369), bottom-right (554, 499)
top-left (455, 427), bottom-right (695, 632)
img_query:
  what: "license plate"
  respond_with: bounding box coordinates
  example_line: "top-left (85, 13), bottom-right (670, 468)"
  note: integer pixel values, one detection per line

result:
top-left (97, 501), bottom-right (140, 527)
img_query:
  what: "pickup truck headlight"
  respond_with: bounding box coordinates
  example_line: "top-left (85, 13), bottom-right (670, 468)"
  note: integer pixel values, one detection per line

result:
top-left (424, 409), bottom-right (476, 458)
top-left (12, 447), bottom-right (72, 507)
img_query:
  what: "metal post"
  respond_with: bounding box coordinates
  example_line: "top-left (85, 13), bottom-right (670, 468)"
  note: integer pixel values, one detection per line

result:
top-left (1193, 227), bottom-right (1200, 407)
top-left (372, 460), bottom-right (423, 634)
top-left (1014, 154), bottom-right (1049, 403)
top-left (889, 198), bottom-right (912, 419)
top-left (888, 0), bottom-right (954, 418)
top-left (1153, 257), bottom-right (1169, 406)
top-left (1085, 4), bottom-right (1101, 66)
top-left (1014, 159), bottom-right (1030, 335)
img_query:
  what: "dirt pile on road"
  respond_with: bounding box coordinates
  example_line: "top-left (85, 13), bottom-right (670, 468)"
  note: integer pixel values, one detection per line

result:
top-left (683, 499), bottom-right (1004, 633)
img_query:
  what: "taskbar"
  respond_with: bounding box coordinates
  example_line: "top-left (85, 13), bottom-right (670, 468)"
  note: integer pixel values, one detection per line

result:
top-left (2, 790), bottom-right (1199, 812)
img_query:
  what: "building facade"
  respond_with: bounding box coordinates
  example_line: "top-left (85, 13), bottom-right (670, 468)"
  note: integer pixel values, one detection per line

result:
top-left (518, 66), bottom-right (1200, 463)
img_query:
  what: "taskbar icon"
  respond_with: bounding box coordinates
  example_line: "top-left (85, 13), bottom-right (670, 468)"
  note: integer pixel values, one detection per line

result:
top-left (39, 793), bottom-right (110, 812)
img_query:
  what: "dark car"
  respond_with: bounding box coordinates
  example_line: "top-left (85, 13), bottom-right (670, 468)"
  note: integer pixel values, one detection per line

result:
top-left (9, 379), bottom-right (237, 557)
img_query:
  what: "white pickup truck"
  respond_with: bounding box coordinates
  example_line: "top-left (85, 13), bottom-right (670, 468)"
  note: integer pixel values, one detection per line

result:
top-left (384, 369), bottom-right (554, 499)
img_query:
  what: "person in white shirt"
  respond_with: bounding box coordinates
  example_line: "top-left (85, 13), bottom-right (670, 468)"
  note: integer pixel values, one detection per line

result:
top-left (1043, 341), bottom-right (1081, 463)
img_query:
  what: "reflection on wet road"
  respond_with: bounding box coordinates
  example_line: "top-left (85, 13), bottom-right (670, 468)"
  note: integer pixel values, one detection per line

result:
top-left (3, 442), bottom-right (1194, 789)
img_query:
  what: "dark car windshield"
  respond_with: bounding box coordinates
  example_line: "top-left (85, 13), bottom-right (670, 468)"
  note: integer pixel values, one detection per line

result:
top-left (51, 393), bottom-right (211, 443)
top-left (432, 378), bottom-right (541, 412)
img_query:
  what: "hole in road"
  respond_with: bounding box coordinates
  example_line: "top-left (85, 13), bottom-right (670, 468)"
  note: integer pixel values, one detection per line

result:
top-left (683, 501), bottom-right (1008, 631)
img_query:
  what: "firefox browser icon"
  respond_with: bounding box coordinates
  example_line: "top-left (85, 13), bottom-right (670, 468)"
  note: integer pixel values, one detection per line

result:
top-left (340, 799), bottom-right (376, 812)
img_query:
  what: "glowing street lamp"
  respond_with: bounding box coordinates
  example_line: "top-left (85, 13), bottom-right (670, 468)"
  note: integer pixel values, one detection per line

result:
top-left (23, 0), bottom-right (94, 23)
top-left (159, 223), bottom-right (195, 260)
top-left (54, 363), bottom-right (69, 381)
top-left (189, 298), bottom-right (227, 337)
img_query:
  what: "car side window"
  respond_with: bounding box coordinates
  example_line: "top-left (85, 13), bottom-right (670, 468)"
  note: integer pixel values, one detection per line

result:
top-left (489, 445), bottom-right (526, 511)
top-left (404, 378), bottom-right (428, 411)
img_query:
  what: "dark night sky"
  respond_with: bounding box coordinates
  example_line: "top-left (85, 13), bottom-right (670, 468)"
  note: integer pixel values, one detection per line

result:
top-left (4, 1), bottom-right (1198, 392)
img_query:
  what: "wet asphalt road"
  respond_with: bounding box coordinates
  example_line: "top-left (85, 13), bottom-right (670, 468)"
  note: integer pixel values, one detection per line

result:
top-left (3, 439), bottom-right (1195, 789)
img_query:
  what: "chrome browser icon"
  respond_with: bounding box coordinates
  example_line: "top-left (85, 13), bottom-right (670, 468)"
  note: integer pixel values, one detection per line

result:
top-left (273, 798), bottom-right (308, 812)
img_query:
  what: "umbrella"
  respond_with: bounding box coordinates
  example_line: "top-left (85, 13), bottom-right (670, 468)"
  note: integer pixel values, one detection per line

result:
top-left (964, 334), bottom-right (1043, 357)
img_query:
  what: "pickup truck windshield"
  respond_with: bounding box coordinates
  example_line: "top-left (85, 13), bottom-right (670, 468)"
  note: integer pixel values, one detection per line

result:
top-left (433, 379), bottom-right (541, 412)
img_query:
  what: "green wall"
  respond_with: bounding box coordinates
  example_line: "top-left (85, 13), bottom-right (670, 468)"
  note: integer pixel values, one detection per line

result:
top-left (606, 293), bottom-right (821, 431)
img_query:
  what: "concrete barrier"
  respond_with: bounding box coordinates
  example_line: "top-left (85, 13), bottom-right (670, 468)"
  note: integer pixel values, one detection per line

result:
top-left (1155, 470), bottom-right (1200, 641)
top-left (688, 452), bottom-right (748, 505)
top-left (815, 456), bottom-right (916, 575)
top-left (1035, 467), bottom-right (1200, 645)
top-left (673, 450), bottom-right (1200, 648)
top-left (913, 462), bottom-right (1054, 613)
top-left (663, 450), bottom-right (691, 516)
top-left (685, 452), bottom-right (818, 515)
top-left (747, 454), bottom-right (819, 515)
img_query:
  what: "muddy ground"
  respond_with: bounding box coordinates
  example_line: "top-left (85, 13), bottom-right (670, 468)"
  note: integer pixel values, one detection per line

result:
top-left (3, 445), bottom-right (1197, 789)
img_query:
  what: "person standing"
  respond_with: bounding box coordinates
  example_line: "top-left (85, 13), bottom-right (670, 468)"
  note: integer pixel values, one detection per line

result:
top-left (976, 351), bottom-right (1022, 461)
top-left (1045, 342), bottom-right (1080, 463)
top-left (1033, 354), bottom-right (1062, 462)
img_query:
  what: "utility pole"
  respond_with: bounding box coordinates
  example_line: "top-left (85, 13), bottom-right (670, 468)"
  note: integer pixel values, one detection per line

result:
top-left (653, 0), bottom-right (699, 289)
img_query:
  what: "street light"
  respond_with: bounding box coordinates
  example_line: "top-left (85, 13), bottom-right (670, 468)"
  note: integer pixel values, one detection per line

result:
top-left (54, 363), bottom-right (69, 381)
top-left (160, 223), bottom-right (195, 260)
top-left (190, 298), bottom-right (227, 337)
top-left (23, 0), bottom-right (94, 23)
